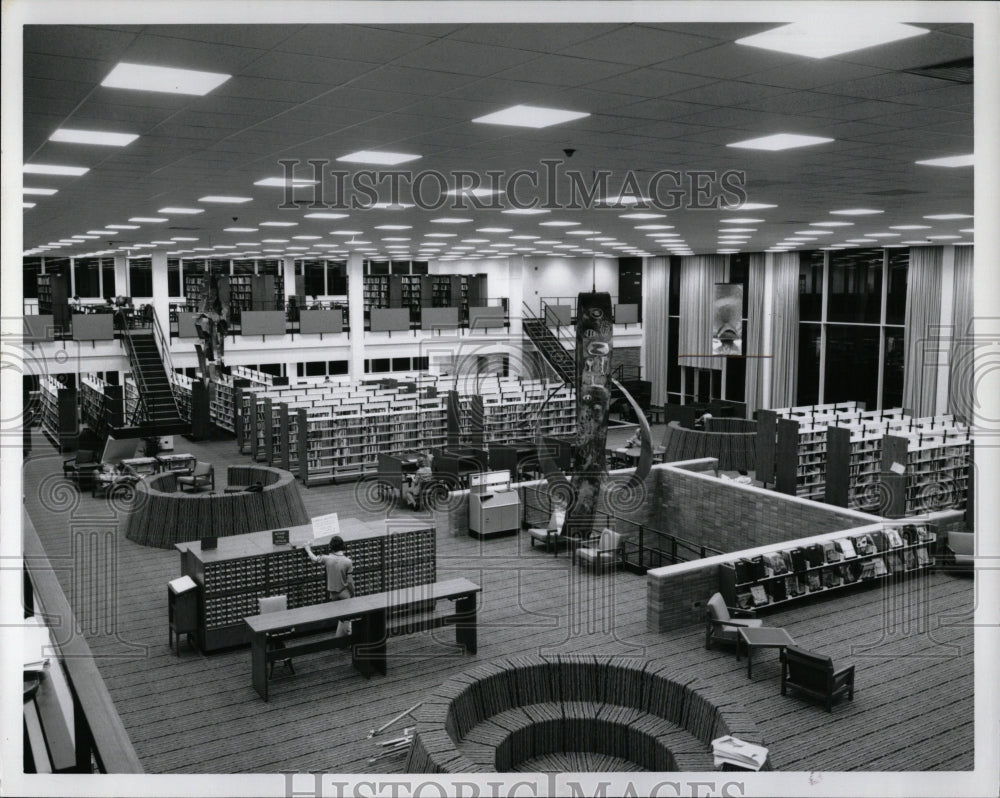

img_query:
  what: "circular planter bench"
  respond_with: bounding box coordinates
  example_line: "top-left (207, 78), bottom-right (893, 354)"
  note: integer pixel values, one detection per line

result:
top-left (660, 420), bottom-right (758, 472)
top-left (123, 465), bottom-right (309, 548)
top-left (406, 655), bottom-right (767, 773)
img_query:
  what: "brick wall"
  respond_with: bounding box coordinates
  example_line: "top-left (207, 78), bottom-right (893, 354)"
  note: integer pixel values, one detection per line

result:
top-left (649, 462), bottom-right (881, 556)
top-left (611, 346), bottom-right (640, 374)
top-left (646, 559), bottom-right (721, 633)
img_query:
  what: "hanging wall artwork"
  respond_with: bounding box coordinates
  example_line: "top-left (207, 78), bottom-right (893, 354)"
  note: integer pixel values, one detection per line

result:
top-left (712, 283), bottom-right (743, 356)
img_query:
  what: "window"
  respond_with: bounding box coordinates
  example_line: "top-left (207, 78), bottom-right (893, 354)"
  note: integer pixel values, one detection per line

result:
top-left (797, 324), bottom-right (822, 406)
top-left (73, 258), bottom-right (101, 298)
top-left (232, 259), bottom-right (255, 275)
top-left (327, 261), bottom-right (347, 295)
top-left (883, 328), bottom-right (905, 408)
top-left (825, 325), bottom-right (880, 409)
top-left (102, 258), bottom-right (116, 300)
top-left (828, 249), bottom-right (883, 323)
top-left (798, 250), bottom-right (824, 322)
top-left (304, 360), bottom-right (326, 377)
top-left (23, 257), bottom-right (41, 299)
top-left (886, 250), bottom-right (908, 325)
top-left (168, 259), bottom-right (180, 296)
top-left (328, 360), bottom-right (348, 375)
top-left (302, 260), bottom-right (325, 297)
top-left (391, 357), bottom-right (411, 372)
top-left (128, 258), bottom-right (152, 297)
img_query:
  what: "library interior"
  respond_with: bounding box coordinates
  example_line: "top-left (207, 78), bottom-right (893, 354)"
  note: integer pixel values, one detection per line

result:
top-left (9, 11), bottom-right (996, 791)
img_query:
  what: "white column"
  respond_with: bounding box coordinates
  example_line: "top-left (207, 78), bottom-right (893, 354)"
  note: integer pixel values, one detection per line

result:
top-left (935, 245), bottom-right (956, 415)
top-left (282, 256), bottom-right (296, 303)
top-left (151, 251), bottom-right (170, 329)
top-left (114, 253), bottom-right (128, 298)
top-left (760, 253), bottom-right (775, 410)
top-left (69, 257), bottom-right (76, 298)
top-left (507, 256), bottom-right (524, 339)
top-left (347, 253), bottom-right (365, 380)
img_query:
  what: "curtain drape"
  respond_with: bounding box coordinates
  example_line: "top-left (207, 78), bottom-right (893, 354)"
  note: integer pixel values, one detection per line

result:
top-left (744, 253), bottom-right (766, 414)
top-left (768, 252), bottom-right (799, 408)
top-left (678, 254), bottom-right (726, 371)
top-left (643, 257), bottom-right (670, 406)
top-left (902, 246), bottom-right (943, 417)
top-left (949, 245), bottom-right (974, 421)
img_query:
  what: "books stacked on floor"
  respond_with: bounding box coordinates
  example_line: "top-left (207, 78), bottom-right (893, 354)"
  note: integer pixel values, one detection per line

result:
top-left (712, 735), bottom-right (768, 771)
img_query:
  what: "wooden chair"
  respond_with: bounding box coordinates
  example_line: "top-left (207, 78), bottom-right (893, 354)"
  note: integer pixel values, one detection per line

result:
top-left (62, 450), bottom-right (100, 488)
top-left (780, 645), bottom-right (855, 712)
top-left (177, 461), bottom-right (214, 492)
top-left (705, 592), bottom-right (762, 650)
top-left (259, 595), bottom-right (295, 678)
top-left (574, 528), bottom-right (623, 569)
top-left (527, 508), bottom-right (566, 554)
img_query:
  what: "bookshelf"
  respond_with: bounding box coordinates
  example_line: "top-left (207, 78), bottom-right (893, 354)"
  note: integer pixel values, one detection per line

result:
top-left (170, 372), bottom-right (194, 423)
top-left (38, 376), bottom-right (78, 452)
top-left (881, 431), bottom-right (970, 517)
top-left (37, 273), bottom-right (71, 330)
top-left (175, 519), bottom-right (437, 651)
top-left (184, 272), bottom-right (206, 312)
top-left (79, 374), bottom-right (107, 431)
top-left (719, 523), bottom-right (937, 610)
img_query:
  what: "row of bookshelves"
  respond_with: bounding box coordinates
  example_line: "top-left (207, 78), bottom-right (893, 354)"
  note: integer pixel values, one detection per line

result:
top-left (362, 274), bottom-right (487, 315)
top-left (38, 375), bottom-right (77, 452)
top-left (183, 274), bottom-right (284, 315)
top-left (720, 523), bottom-right (936, 610)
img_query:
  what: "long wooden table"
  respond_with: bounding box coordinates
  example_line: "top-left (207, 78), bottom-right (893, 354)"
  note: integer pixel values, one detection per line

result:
top-left (244, 577), bottom-right (480, 701)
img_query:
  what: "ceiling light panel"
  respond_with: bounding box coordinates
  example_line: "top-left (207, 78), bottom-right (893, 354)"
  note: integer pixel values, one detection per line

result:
top-left (49, 128), bottom-right (138, 146)
top-left (337, 150), bottom-right (421, 165)
top-left (199, 195), bottom-right (253, 203)
top-left (472, 104), bottom-right (589, 129)
top-left (830, 208), bottom-right (883, 216)
top-left (915, 154), bottom-right (974, 168)
top-left (735, 21), bottom-right (928, 59)
top-left (727, 133), bottom-right (834, 151)
top-left (101, 62), bottom-right (231, 95)
top-left (158, 207), bottom-right (203, 214)
top-left (24, 163), bottom-right (89, 176)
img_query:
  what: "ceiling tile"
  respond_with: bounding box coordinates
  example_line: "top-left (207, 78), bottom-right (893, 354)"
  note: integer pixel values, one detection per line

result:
top-left (349, 66), bottom-right (481, 96)
top-left (743, 59), bottom-right (890, 91)
top-left (665, 79), bottom-right (792, 106)
top-left (214, 76), bottom-right (332, 103)
top-left (149, 24), bottom-right (302, 50)
top-left (823, 71), bottom-right (957, 101)
top-left (657, 43), bottom-right (799, 79)
top-left (24, 25), bottom-right (137, 60)
top-left (496, 54), bottom-right (634, 86)
top-left (556, 25), bottom-right (717, 66)
top-left (831, 31), bottom-right (973, 71)
top-left (276, 25), bottom-right (435, 61)
top-left (583, 67), bottom-right (716, 98)
top-left (119, 33), bottom-right (265, 74)
top-left (239, 51), bottom-right (374, 85)
top-left (448, 23), bottom-right (619, 52)
top-left (392, 39), bottom-right (539, 76)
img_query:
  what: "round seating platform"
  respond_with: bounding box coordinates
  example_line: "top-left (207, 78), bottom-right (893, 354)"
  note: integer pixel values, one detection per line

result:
top-left (405, 655), bottom-right (767, 773)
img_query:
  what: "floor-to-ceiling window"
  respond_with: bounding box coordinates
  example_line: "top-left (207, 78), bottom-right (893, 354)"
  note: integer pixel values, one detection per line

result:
top-left (796, 247), bottom-right (908, 410)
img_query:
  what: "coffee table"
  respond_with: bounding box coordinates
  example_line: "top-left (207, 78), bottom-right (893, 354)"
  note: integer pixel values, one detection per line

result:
top-left (737, 626), bottom-right (796, 679)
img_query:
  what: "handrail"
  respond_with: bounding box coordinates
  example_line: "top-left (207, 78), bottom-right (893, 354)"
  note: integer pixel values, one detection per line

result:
top-left (118, 324), bottom-right (150, 427)
top-left (520, 481), bottom-right (722, 570)
top-left (22, 514), bottom-right (144, 773)
top-left (148, 307), bottom-right (182, 419)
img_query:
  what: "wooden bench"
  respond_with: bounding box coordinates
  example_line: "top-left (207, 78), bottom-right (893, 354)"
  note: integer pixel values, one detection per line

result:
top-left (244, 578), bottom-right (480, 701)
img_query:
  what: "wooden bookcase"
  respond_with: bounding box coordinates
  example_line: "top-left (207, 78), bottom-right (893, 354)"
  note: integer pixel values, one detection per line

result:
top-left (719, 523), bottom-right (937, 611)
top-left (38, 376), bottom-right (78, 452)
top-left (881, 431), bottom-right (970, 517)
top-left (175, 518), bottom-right (436, 652)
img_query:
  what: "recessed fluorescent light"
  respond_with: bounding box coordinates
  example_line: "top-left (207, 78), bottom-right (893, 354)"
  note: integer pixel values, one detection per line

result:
top-left (262, 238), bottom-right (289, 243)
top-left (303, 212), bottom-right (348, 220)
top-left (811, 221), bottom-right (853, 227)
top-left (538, 221), bottom-right (580, 227)
top-left (87, 230), bottom-right (116, 235)
top-left (331, 230), bottom-right (364, 236)
top-left (426, 233), bottom-right (457, 238)
top-left (889, 225), bottom-right (932, 230)
top-left (735, 21), bottom-right (928, 59)
top-left (924, 214), bottom-right (973, 220)
top-left (635, 224), bottom-right (674, 230)
top-left (717, 227), bottom-right (756, 233)
top-left (567, 230), bottom-right (599, 236)
top-left (50, 128), bottom-right (138, 147)
top-left (477, 227), bottom-right (512, 233)
top-left (337, 150), bottom-right (421, 165)
top-left (171, 237), bottom-right (198, 242)
top-left (199, 195), bottom-right (253, 203)
top-left (24, 187), bottom-right (58, 196)
top-left (23, 202), bottom-right (37, 208)
top-left (597, 194), bottom-right (651, 206)
top-left (866, 233), bottom-right (900, 238)
top-left (446, 187), bottom-right (500, 198)
top-left (620, 213), bottom-right (664, 220)
top-left (235, 242), bottom-right (259, 247)
top-left (915, 154), bottom-right (974, 168)
top-left (259, 221), bottom-right (298, 227)
top-left (107, 224), bottom-right (139, 230)
top-left (796, 230), bottom-right (832, 235)
top-left (728, 202), bottom-right (777, 211)
top-left (430, 218), bottom-right (473, 224)
top-left (727, 133), bottom-right (833, 151)
top-left (158, 207), bottom-right (203, 215)
top-left (830, 208), bottom-right (883, 216)
top-left (293, 235), bottom-right (321, 240)
top-left (225, 227), bottom-right (258, 233)
top-left (73, 235), bottom-right (100, 240)
top-left (255, 176), bottom-right (319, 188)
top-left (371, 202), bottom-right (414, 210)
top-left (472, 104), bottom-right (589, 129)
top-left (720, 218), bottom-right (765, 224)
top-left (960, 228), bottom-right (974, 234)
top-left (502, 208), bottom-right (550, 215)
top-left (101, 62), bottom-right (231, 95)
top-left (130, 217), bottom-right (167, 223)
top-left (382, 237), bottom-right (411, 242)
top-left (24, 163), bottom-right (89, 176)
top-left (845, 238), bottom-right (878, 243)
top-left (927, 235), bottom-right (961, 240)
top-left (374, 225), bottom-right (411, 230)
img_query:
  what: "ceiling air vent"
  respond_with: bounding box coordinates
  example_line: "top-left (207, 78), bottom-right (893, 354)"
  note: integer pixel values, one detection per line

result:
top-left (904, 57), bottom-right (973, 84)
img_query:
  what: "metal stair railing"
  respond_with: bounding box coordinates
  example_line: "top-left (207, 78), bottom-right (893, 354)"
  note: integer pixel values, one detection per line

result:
top-left (147, 307), bottom-right (183, 420)
top-left (118, 321), bottom-right (151, 427)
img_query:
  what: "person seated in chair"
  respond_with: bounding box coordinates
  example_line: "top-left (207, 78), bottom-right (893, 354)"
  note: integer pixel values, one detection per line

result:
top-left (402, 455), bottom-right (433, 510)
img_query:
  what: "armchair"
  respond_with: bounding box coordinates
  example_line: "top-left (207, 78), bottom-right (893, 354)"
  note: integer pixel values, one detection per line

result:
top-left (780, 645), bottom-right (855, 712)
top-left (705, 592), bottom-right (763, 650)
top-left (177, 461), bottom-right (215, 492)
top-left (527, 508), bottom-right (567, 554)
top-left (574, 528), bottom-right (623, 569)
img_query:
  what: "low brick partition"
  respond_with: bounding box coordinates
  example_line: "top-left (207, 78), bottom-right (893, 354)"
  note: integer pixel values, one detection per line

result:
top-left (123, 465), bottom-right (309, 548)
top-left (406, 655), bottom-right (766, 773)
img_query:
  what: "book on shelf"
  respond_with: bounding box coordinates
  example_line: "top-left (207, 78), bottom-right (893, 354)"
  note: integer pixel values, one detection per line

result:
top-left (749, 585), bottom-right (769, 606)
